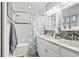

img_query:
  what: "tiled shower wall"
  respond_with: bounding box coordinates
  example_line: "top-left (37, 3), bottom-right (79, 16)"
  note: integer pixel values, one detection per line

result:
top-left (15, 24), bottom-right (32, 44)
top-left (14, 12), bottom-right (32, 44)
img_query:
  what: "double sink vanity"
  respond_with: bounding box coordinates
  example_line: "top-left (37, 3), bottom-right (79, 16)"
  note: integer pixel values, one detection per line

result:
top-left (37, 35), bottom-right (79, 57)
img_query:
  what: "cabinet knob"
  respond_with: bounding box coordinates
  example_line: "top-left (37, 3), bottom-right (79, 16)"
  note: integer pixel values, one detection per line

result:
top-left (44, 49), bottom-right (48, 52)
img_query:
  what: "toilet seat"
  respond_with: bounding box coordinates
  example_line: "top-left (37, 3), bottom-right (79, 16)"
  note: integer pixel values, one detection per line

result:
top-left (13, 43), bottom-right (29, 57)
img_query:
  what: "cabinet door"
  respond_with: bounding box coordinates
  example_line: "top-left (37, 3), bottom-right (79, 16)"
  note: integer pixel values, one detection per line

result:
top-left (39, 38), bottom-right (60, 54)
top-left (37, 47), bottom-right (46, 57)
top-left (46, 48), bottom-right (59, 57)
top-left (61, 47), bottom-right (79, 57)
top-left (37, 38), bottom-right (46, 57)
top-left (0, 2), bottom-right (2, 57)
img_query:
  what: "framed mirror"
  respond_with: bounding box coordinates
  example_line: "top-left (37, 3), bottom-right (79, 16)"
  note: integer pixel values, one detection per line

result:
top-left (7, 2), bottom-right (13, 18)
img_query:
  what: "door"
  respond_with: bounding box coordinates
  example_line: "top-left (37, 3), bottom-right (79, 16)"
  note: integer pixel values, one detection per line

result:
top-left (0, 2), bottom-right (1, 57)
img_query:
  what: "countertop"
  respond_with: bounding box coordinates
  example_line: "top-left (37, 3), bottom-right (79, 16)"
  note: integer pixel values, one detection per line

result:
top-left (37, 35), bottom-right (79, 53)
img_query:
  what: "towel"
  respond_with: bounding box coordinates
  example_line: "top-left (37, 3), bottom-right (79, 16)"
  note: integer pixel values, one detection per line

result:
top-left (9, 23), bottom-right (18, 54)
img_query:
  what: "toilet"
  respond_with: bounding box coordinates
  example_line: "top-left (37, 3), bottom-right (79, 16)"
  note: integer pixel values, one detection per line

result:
top-left (13, 43), bottom-right (29, 57)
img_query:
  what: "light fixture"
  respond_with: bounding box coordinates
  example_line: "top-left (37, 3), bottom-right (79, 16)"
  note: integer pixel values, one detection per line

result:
top-left (61, 2), bottom-right (68, 5)
top-left (28, 5), bottom-right (31, 8)
top-left (45, 6), bottom-right (58, 16)
top-left (62, 2), bottom-right (75, 9)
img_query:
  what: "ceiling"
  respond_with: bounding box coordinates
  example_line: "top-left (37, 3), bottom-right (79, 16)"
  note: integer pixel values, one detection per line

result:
top-left (13, 2), bottom-right (47, 14)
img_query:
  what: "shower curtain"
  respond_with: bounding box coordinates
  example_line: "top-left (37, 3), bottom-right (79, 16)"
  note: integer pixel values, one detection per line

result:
top-left (28, 15), bottom-right (45, 55)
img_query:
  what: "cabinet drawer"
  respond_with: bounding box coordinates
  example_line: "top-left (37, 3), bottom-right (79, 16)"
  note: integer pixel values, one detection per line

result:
top-left (39, 38), bottom-right (60, 54)
top-left (46, 47), bottom-right (59, 57)
top-left (37, 43), bottom-right (59, 57)
top-left (37, 48), bottom-right (46, 57)
top-left (37, 41), bottom-right (47, 57)
top-left (61, 47), bottom-right (79, 57)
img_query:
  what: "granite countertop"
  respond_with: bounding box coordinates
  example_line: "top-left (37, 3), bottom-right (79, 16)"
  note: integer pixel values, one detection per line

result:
top-left (37, 35), bottom-right (79, 53)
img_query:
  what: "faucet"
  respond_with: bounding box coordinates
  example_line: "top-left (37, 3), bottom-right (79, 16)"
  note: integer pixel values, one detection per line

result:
top-left (71, 32), bottom-right (78, 41)
top-left (71, 34), bottom-right (74, 40)
top-left (64, 32), bottom-right (68, 40)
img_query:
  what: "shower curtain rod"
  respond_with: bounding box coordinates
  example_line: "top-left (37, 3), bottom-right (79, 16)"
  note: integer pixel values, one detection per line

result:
top-left (14, 11), bottom-right (35, 15)
top-left (7, 16), bottom-right (31, 24)
top-left (15, 22), bottom-right (31, 24)
top-left (14, 10), bottom-right (45, 16)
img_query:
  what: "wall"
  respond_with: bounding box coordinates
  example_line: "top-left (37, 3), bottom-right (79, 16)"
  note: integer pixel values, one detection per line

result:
top-left (15, 24), bottom-right (32, 44)
top-left (0, 2), bottom-right (1, 57)
top-left (14, 12), bottom-right (31, 23)
top-left (2, 2), bottom-right (10, 57)
top-left (14, 12), bottom-right (32, 44)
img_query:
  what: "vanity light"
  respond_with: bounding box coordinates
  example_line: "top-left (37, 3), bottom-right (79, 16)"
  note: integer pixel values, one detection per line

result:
top-left (46, 9), bottom-right (52, 14)
top-left (52, 7), bottom-right (57, 11)
top-left (28, 5), bottom-right (31, 8)
top-left (46, 6), bottom-right (60, 16)
top-left (46, 7), bottom-right (57, 15)
top-left (47, 11), bottom-right (56, 16)
top-left (62, 2), bottom-right (75, 9)
top-left (61, 2), bottom-right (69, 5)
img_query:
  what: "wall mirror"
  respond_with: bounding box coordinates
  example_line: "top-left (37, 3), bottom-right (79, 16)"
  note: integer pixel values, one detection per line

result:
top-left (7, 2), bottom-right (14, 18)
top-left (71, 15), bottom-right (78, 23)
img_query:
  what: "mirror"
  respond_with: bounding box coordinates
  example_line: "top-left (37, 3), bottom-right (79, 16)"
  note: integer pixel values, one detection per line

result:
top-left (7, 2), bottom-right (14, 18)
top-left (51, 14), bottom-right (56, 30)
top-left (71, 15), bottom-right (78, 23)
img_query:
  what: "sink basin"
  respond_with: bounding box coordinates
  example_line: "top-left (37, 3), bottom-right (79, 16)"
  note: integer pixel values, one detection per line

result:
top-left (43, 35), bottom-right (54, 39)
top-left (58, 40), bottom-right (79, 47)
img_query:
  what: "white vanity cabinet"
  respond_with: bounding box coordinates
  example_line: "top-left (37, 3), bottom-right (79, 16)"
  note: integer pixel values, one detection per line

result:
top-left (60, 47), bottom-right (79, 57)
top-left (37, 37), bottom-right (60, 57)
top-left (37, 36), bottom-right (79, 57)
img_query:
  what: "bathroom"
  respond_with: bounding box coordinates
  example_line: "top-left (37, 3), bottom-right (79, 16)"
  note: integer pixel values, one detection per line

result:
top-left (0, 2), bottom-right (79, 57)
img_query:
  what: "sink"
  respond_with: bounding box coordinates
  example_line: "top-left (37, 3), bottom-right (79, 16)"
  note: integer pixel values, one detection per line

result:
top-left (58, 39), bottom-right (79, 47)
top-left (43, 35), bottom-right (54, 39)
top-left (42, 35), bottom-right (79, 48)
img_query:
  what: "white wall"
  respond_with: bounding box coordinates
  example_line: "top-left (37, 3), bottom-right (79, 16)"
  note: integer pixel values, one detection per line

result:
top-left (2, 2), bottom-right (10, 57)
top-left (15, 24), bottom-right (32, 44)
top-left (14, 12), bottom-right (32, 44)
top-left (0, 2), bottom-right (1, 57)
top-left (14, 12), bottom-right (31, 23)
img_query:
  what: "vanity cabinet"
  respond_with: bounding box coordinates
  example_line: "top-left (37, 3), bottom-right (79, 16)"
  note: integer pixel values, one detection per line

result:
top-left (61, 3), bottom-right (79, 31)
top-left (37, 36), bottom-right (79, 57)
top-left (60, 47), bottom-right (79, 57)
top-left (37, 37), bottom-right (59, 57)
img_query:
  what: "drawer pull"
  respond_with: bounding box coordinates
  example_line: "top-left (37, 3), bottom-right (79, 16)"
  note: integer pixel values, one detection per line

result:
top-left (44, 49), bottom-right (48, 52)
